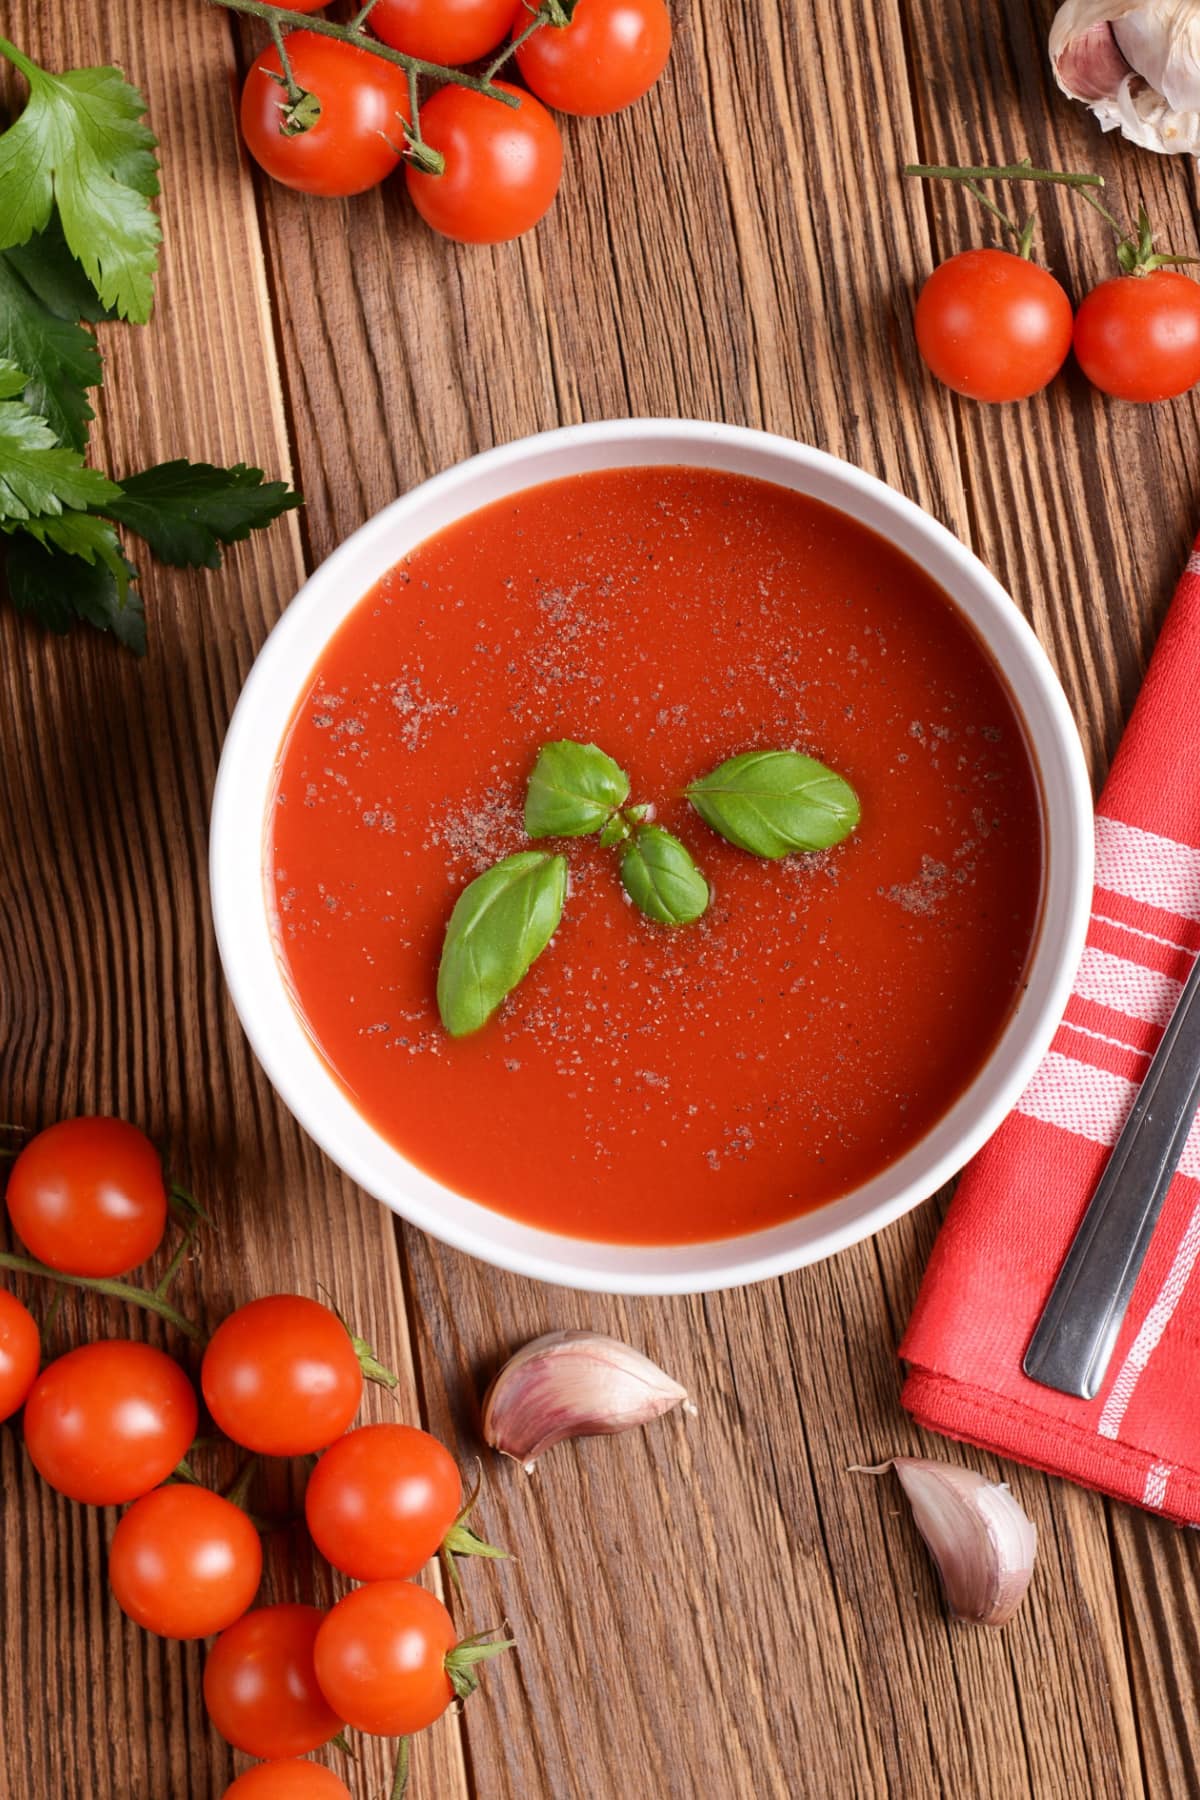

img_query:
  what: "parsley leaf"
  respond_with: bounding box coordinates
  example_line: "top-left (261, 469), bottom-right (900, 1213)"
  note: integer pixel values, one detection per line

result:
top-left (2, 212), bottom-right (120, 325)
top-left (0, 237), bottom-right (103, 449)
top-left (103, 459), bottom-right (302, 568)
top-left (0, 361), bottom-right (121, 520)
top-left (0, 39), bottom-right (160, 323)
top-left (5, 529), bottom-right (144, 653)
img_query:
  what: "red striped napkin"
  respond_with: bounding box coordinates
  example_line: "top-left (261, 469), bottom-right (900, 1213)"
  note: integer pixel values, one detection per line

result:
top-left (900, 539), bottom-right (1200, 1524)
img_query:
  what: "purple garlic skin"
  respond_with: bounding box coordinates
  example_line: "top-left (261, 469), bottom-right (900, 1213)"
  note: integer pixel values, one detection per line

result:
top-left (1051, 2), bottom-right (1200, 157)
top-left (890, 1458), bottom-right (1037, 1628)
top-left (482, 1329), bottom-right (691, 1471)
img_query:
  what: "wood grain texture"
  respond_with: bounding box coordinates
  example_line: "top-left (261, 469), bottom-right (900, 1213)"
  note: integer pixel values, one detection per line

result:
top-left (3, 0), bottom-right (1200, 1796)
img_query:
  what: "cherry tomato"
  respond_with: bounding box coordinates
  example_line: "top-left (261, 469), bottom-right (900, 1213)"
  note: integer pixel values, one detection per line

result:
top-left (6, 1116), bottom-right (167, 1277)
top-left (240, 33), bottom-right (411, 197)
top-left (205, 1605), bottom-right (342, 1759)
top-left (1073, 269), bottom-right (1200, 402)
top-left (0, 1290), bottom-right (39, 1422)
top-left (513, 0), bottom-right (671, 116)
top-left (223, 1765), bottom-right (351, 1800)
top-left (914, 249), bottom-right (1073, 403)
top-left (202, 1295), bottom-right (363, 1456)
top-left (406, 82), bottom-right (562, 244)
top-left (313, 1582), bottom-right (456, 1736)
top-left (23, 1340), bottom-right (198, 1506)
top-left (369, 0), bottom-right (513, 64)
top-left (304, 1423), bottom-right (464, 1580)
top-left (109, 1484), bottom-right (262, 1639)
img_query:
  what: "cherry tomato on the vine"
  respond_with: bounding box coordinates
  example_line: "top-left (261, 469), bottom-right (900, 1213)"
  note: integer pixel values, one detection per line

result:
top-left (406, 81), bottom-right (562, 244)
top-left (23, 1340), bottom-right (198, 1505)
top-left (0, 1290), bottom-right (39, 1422)
top-left (304, 1422), bottom-right (466, 1580)
top-left (201, 1295), bottom-right (363, 1456)
top-left (313, 1582), bottom-right (457, 1736)
top-left (1073, 269), bottom-right (1200, 402)
top-left (6, 1116), bottom-right (167, 1277)
top-left (222, 1765), bottom-right (351, 1800)
top-left (914, 248), bottom-right (1073, 403)
top-left (205, 1605), bottom-right (342, 1759)
top-left (109, 1484), bottom-right (263, 1639)
top-left (240, 33), bottom-right (411, 197)
top-left (369, 0), bottom-right (514, 64)
top-left (513, 0), bottom-right (672, 116)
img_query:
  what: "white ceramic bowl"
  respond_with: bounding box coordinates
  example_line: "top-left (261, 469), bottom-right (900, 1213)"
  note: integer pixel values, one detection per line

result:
top-left (211, 420), bottom-right (1093, 1294)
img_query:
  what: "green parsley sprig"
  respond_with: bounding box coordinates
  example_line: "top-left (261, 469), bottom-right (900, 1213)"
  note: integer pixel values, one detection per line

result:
top-left (0, 37), bottom-right (300, 652)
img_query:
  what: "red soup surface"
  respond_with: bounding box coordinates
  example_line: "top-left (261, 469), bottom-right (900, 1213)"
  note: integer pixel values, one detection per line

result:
top-left (268, 467), bottom-right (1043, 1245)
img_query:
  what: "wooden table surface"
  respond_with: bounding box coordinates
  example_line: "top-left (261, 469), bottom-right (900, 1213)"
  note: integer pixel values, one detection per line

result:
top-left (3, 1), bottom-right (1200, 1795)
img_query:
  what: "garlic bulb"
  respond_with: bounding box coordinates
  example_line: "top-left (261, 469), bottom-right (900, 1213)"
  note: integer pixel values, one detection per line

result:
top-left (856, 1458), bottom-right (1037, 1628)
top-left (482, 1329), bottom-right (691, 1472)
top-left (1051, 2), bottom-right (1200, 157)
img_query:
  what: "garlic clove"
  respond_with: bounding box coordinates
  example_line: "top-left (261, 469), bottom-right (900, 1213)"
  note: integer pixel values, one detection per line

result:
top-left (856, 1457), bottom-right (1037, 1628)
top-left (482, 1329), bottom-right (691, 1472)
top-left (1051, 1), bottom-right (1200, 156)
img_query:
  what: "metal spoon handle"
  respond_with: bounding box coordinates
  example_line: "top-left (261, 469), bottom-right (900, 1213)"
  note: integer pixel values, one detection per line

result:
top-left (1023, 948), bottom-right (1200, 1401)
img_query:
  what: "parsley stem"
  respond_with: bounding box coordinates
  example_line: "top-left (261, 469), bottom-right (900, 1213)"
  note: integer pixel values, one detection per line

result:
top-left (0, 36), bottom-right (39, 82)
top-left (206, 0), bottom-right (522, 104)
top-left (0, 1250), bottom-right (205, 1344)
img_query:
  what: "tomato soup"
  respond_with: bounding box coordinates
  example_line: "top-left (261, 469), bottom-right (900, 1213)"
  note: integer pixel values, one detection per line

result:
top-left (267, 467), bottom-right (1043, 1245)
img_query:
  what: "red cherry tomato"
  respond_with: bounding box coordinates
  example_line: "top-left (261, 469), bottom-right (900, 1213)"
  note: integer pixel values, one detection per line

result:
top-left (109, 1484), bottom-right (262, 1639)
top-left (369, 0), bottom-right (513, 64)
top-left (6, 1117), bottom-right (167, 1277)
top-left (240, 33), bottom-right (411, 197)
top-left (313, 1582), bottom-right (456, 1736)
top-left (304, 1423), bottom-right (463, 1580)
top-left (205, 1605), bottom-right (342, 1759)
top-left (914, 249), bottom-right (1073, 403)
top-left (223, 1765), bottom-right (351, 1800)
top-left (406, 82), bottom-right (562, 244)
top-left (0, 1290), bottom-right (39, 1422)
top-left (513, 0), bottom-right (672, 116)
top-left (201, 1295), bottom-right (363, 1456)
top-left (1073, 269), bottom-right (1200, 402)
top-left (23, 1341), bottom-right (198, 1505)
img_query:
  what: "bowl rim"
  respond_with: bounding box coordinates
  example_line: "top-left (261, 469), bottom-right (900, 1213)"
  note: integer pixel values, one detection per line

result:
top-left (210, 418), bottom-right (1094, 1294)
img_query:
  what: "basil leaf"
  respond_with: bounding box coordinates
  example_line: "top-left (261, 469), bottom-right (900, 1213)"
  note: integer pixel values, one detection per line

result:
top-left (686, 750), bottom-right (859, 857)
top-left (524, 740), bottom-right (629, 837)
top-left (437, 851), bottom-right (567, 1038)
top-left (620, 826), bottom-right (709, 926)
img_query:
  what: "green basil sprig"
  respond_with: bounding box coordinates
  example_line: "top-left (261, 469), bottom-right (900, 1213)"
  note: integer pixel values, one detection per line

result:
top-left (437, 851), bottom-right (567, 1038)
top-left (686, 750), bottom-right (859, 858)
top-left (524, 740), bottom-right (630, 837)
top-left (619, 826), bottom-right (710, 927)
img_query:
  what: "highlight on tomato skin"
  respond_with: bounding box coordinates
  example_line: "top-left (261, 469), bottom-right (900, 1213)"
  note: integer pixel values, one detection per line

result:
top-left (405, 81), bottom-right (564, 244)
top-left (221, 1763), bottom-right (352, 1800)
top-left (239, 33), bottom-right (412, 198)
top-left (1073, 269), bottom-right (1200, 402)
top-left (513, 0), bottom-right (673, 117)
top-left (303, 1421), bottom-right (465, 1580)
top-left (0, 1290), bottom-right (40, 1423)
top-left (368, 0), bottom-right (515, 65)
top-left (201, 1294), bottom-right (364, 1456)
top-left (108, 1484), bottom-right (263, 1640)
top-left (204, 1604), bottom-right (344, 1760)
top-left (22, 1339), bottom-right (199, 1506)
top-left (5, 1115), bottom-right (167, 1277)
top-left (914, 248), bottom-right (1074, 403)
top-left (313, 1581), bottom-right (458, 1736)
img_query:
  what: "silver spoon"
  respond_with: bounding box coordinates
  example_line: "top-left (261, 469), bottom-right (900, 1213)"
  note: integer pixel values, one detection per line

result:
top-left (1023, 947), bottom-right (1200, 1401)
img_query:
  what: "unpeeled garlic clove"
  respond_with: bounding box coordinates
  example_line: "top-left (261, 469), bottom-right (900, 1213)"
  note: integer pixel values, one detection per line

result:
top-left (1051, 1), bottom-right (1200, 157)
top-left (856, 1457), bottom-right (1037, 1628)
top-left (482, 1329), bottom-right (692, 1472)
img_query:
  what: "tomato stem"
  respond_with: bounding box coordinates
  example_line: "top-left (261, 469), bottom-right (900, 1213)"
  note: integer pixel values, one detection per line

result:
top-left (483, 3), bottom-right (548, 84)
top-left (206, 0), bottom-right (523, 106)
top-left (906, 160), bottom-right (1116, 261)
top-left (223, 1453), bottom-right (260, 1510)
top-left (349, 0), bottom-right (384, 28)
top-left (0, 1250), bottom-right (206, 1344)
top-left (390, 1738), bottom-right (411, 1800)
top-left (41, 1285), bottom-right (64, 1351)
top-left (266, 14), bottom-right (303, 105)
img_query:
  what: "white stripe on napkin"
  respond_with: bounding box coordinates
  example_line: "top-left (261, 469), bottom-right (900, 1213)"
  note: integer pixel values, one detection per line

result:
top-left (1016, 1053), bottom-right (1200, 1179)
top-left (1073, 945), bottom-right (1183, 1028)
top-left (1095, 817), bottom-right (1200, 922)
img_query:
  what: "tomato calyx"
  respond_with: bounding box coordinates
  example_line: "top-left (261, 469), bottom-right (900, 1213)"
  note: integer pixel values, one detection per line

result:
top-left (440, 1463), bottom-right (510, 1590)
top-left (1115, 205), bottom-right (1200, 278)
top-left (401, 126), bottom-right (445, 179)
top-left (444, 1627), bottom-right (516, 1702)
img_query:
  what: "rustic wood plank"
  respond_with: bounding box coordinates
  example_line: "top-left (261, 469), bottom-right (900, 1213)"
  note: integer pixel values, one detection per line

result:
top-left (0, 6), bottom-right (468, 1797)
top-left (238, 0), bottom-right (1166, 1793)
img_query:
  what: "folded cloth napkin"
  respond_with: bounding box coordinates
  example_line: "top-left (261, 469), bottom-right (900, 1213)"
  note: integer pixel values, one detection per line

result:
top-left (901, 536), bottom-right (1200, 1525)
